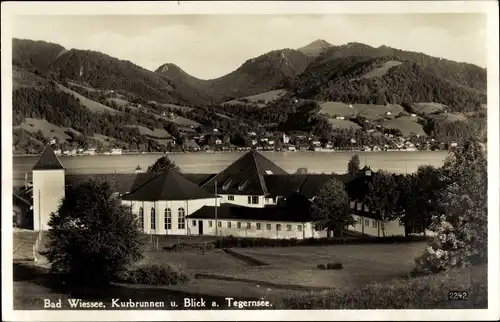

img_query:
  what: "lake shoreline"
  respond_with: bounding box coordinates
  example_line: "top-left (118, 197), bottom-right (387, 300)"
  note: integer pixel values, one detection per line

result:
top-left (13, 149), bottom-right (445, 158)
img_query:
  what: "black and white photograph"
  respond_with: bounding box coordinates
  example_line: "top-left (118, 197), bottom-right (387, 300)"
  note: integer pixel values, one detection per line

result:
top-left (2, 1), bottom-right (499, 321)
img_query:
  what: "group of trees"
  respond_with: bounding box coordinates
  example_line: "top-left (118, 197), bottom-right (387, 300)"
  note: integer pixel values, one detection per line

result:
top-left (423, 117), bottom-right (487, 143)
top-left (313, 154), bottom-right (445, 238)
top-left (310, 139), bottom-right (487, 273)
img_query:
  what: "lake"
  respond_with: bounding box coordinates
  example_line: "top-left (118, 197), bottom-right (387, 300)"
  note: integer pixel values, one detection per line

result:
top-left (12, 151), bottom-right (449, 186)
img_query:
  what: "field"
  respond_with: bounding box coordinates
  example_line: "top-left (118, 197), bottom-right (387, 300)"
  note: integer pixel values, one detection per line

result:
top-left (359, 60), bottom-right (403, 79)
top-left (381, 117), bottom-right (426, 136)
top-left (107, 97), bottom-right (131, 107)
top-left (319, 102), bottom-right (404, 120)
top-left (13, 231), bottom-right (486, 310)
top-left (57, 84), bottom-right (118, 114)
top-left (354, 103), bottom-right (404, 120)
top-left (410, 102), bottom-right (447, 116)
top-left (15, 118), bottom-right (81, 143)
top-left (187, 243), bottom-right (426, 289)
top-left (274, 264), bottom-right (487, 309)
top-left (126, 125), bottom-right (172, 138)
top-left (319, 102), bottom-right (357, 117)
top-left (171, 116), bottom-right (202, 128)
top-left (241, 89), bottom-right (290, 103)
top-left (428, 112), bottom-right (468, 123)
top-left (67, 81), bottom-right (97, 92)
top-left (327, 118), bottom-right (362, 130)
top-left (224, 89), bottom-right (290, 107)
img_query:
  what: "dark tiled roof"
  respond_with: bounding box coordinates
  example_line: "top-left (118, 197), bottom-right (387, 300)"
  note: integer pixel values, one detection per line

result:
top-left (65, 174), bottom-right (137, 194)
top-left (265, 173), bottom-right (362, 199)
top-left (121, 170), bottom-right (215, 201)
top-left (345, 175), bottom-right (373, 201)
top-left (32, 145), bottom-right (64, 170)
top-left (13, 193), bottom-right (32, 208)
top-left (182, 173), bottom-right (217, 186)
top-left (264, 174), bottom-right (308, 197)
top-left (188, 203), bottom-right (313, 222)
top-left (201, 150), bottom-right (288, 195)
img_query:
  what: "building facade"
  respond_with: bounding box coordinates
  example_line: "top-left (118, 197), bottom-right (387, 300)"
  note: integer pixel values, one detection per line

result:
top-left (27, 146), bottom-right (404, 238)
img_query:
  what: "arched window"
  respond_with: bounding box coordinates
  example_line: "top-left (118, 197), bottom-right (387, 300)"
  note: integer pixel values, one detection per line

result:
top-left (164, 208), bottom-right (172, 230)
top-left (151, 208), bottom-right (156, 230)
top-left (138, 207), bottom-right (144, 229)
top-left (178, 208), bottom-right (185, 229)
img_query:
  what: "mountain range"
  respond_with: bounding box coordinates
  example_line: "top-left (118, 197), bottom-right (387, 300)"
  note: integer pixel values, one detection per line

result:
top-left (12, 38), bottom-right (487, 154)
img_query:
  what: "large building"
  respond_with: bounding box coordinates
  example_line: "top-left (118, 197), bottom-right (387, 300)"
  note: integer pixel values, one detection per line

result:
top-left (16, 146), bottom-right (405, 238)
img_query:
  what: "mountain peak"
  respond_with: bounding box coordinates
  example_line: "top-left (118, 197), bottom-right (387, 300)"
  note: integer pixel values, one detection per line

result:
top-left (309, 39), bottom-right (332, 47)
top-left (155, 63), bottom-right (183, 74)
top-left (297, 39), bottom-right (333, 57)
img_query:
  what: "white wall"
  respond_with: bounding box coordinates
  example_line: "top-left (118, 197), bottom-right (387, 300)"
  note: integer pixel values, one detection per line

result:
top-left (348, 214), bottom-right (405, 237)
top-left (33, 169), bottom-right (65, 231)
top-left (188, 219), bottom-right (317, 239)
top-left (124, 198), bottom-right (220, 235)
top-left (219, 194), bottom-right (273, 208)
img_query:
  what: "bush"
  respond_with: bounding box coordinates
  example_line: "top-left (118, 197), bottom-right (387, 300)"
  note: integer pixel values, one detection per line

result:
top-left (414, 140), bottom-right (487, 274)
top-left (326, 263), bottom-right (343, 270)
top-left (118, 263), bottom-right (191, 286)
top-left (318, 263), bottom-right (343, 270)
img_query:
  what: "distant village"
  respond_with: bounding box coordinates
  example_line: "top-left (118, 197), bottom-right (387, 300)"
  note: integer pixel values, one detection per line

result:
top-left (48, 130), bottom-right (458, 157)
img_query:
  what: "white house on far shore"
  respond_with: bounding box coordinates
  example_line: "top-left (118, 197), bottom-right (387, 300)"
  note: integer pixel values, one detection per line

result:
top-left (20, 146), bottom-right (407, 238)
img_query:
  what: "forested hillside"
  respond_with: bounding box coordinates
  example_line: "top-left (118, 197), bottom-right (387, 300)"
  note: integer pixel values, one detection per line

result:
top-left (12, 38), bottom-right (488, 154)
top-left (290, 56), bottom-right (486, 112)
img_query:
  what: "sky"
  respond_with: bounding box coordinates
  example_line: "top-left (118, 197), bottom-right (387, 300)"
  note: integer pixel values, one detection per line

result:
top-left (12, 14), bottom-right (487, 80)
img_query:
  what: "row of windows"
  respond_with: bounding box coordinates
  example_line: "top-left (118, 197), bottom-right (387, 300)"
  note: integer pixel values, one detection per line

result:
top-left (355, 218), bottom-right (385, 229)
top-left (138, 207), bottom-right (186, 230)
top-left (224, 196), bottom-right (277, 205)
top-left (194, 220), bottom-right (302, 232)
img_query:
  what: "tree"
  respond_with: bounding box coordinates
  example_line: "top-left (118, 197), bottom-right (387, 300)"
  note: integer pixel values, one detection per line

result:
top-left (295, 167), bottom-right (308, 174)
top-left (42, 180), bottom-right (144, 286)
top-left (364, 171), bottom-right (400, 236)
top-left (396, 166), bottom-right (444, 237)
top-left (146, 155), bottom-right (180, 173)
top-left (414, 139), bottom-right (487, 273)
top-left (311, 178), bottom-right (355, 239)
top-left (347, 154), bottom-right (361, 176)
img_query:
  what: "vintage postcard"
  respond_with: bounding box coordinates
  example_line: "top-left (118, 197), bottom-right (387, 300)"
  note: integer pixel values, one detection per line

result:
top-left (2, 1), bottom-right (499, 321)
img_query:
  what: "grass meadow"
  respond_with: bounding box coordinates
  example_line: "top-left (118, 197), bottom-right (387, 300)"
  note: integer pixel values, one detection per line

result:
top-left (12, 231), bottom-right (487, 310)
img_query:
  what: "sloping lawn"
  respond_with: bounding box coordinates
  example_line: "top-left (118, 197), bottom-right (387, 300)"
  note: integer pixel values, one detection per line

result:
top-left (273, 264), bottom-right (487, 309)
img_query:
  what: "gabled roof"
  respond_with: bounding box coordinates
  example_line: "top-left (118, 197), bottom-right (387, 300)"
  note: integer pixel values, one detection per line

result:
top-left (121, 170), bottom-right (215, 201)
top-left (188, 203), bottom-right (313, 223)
top-left (201, 150), bottom-right (288, 195)
top-left (65, 174), bottom-right (138, 194)
top-left (182, 173), bottom-right (217, 186)
top-left (265, 173), bottom-right (362, 199)
top-left (32, 145), bottom-right (64, 170)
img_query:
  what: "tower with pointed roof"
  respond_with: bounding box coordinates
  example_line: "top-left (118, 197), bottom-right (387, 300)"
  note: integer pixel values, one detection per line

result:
top-left (32, 145), bottom-right (66, 231)
top-left (134, 164), bottom-right (144, 174)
